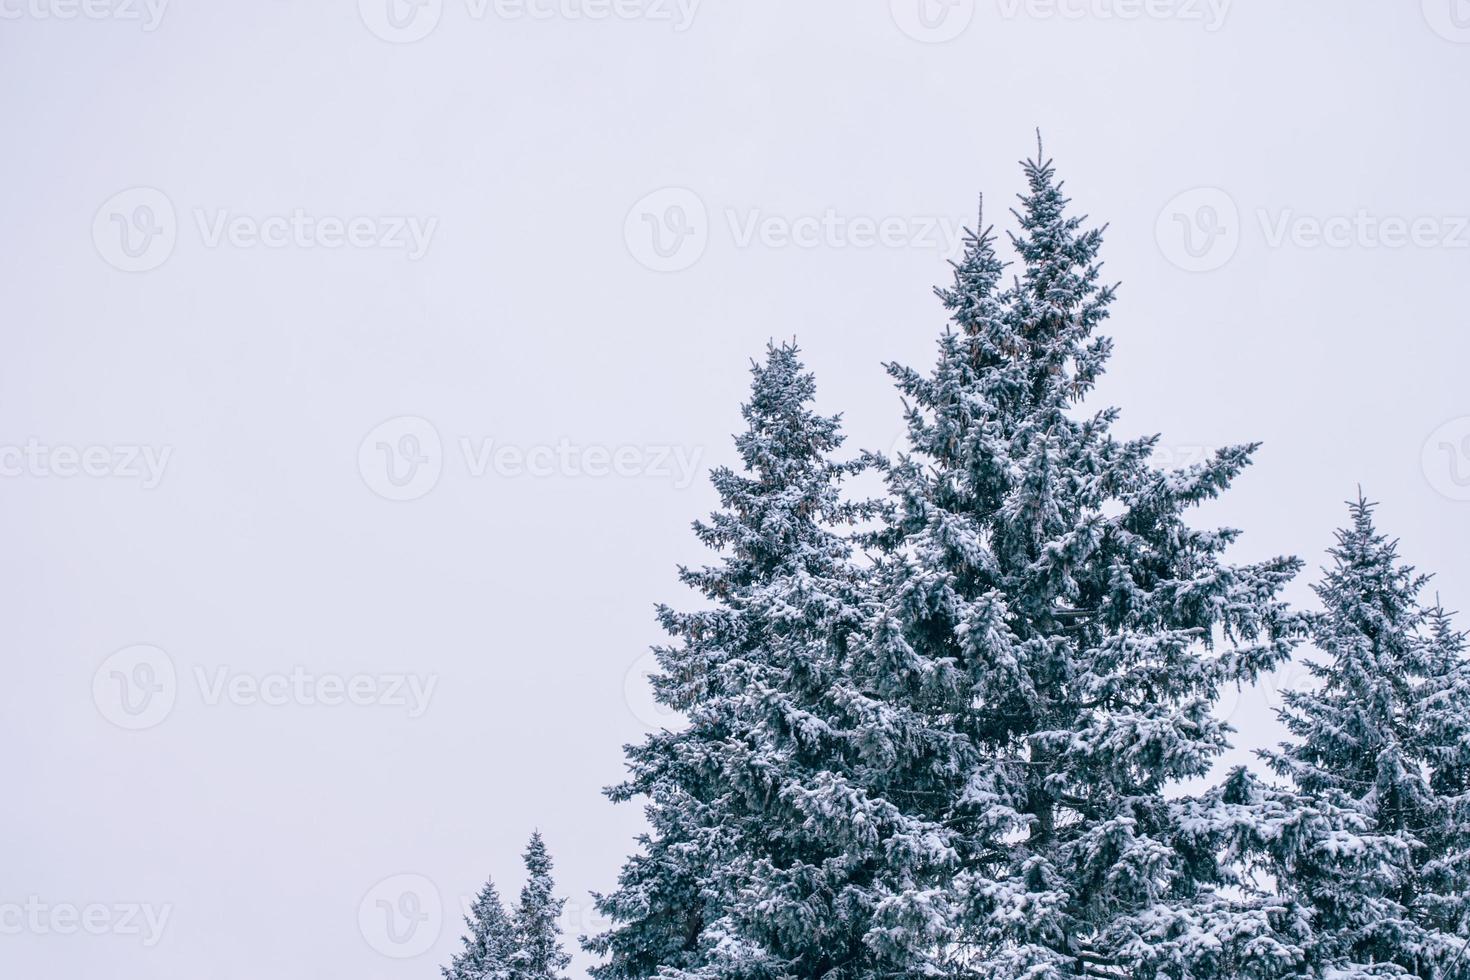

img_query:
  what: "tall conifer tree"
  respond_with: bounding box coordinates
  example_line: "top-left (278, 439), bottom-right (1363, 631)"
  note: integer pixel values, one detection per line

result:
top-left (588, 343), bottom-right (875, 979)
top-left (1265, 498), bottom-right (1470, 977)
top-left (871, 144), bottom-right (1309, 977)
top-left (512, 832), bottom-right (570, 980)
top-left (1418, 603), bottom-right (1470, 966)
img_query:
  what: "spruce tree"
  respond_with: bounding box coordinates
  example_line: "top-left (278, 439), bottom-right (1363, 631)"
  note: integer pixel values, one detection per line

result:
top-left (1418, 603), bottom-right (1470, 966)
top-left (587, 342), bottom-right (877, 979)
top-left (511, 832), bottom-right (570, 980)
top-left (444, 875), bottom-right (516, 980)
top-left (1265, 497), bottom-right (1470, 977)
top-left (870, 145), bottom-right (1309, 977)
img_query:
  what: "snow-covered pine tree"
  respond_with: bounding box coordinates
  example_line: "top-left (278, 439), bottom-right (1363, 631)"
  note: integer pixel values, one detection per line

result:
top-left (511, 832), bottom-right (570, 980)
top-left (1418, 602), bottom-right (1470, 969)
top-left (1265, 497), bottom-right (1470, 978)
top-left (586, 342), bottom-right (879, 979)
top-left (444, 875), bottom-right (516, 980)
top-left (871, 143), bottom-right (1309, 977)
top-left (675, 344), bottom-right (968, 980)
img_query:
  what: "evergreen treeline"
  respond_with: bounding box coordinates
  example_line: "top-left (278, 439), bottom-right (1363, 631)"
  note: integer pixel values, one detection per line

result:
top-left (444, 832), bottom-right (570, 980)
top-left (455, 145), bottom-right (1470, 980)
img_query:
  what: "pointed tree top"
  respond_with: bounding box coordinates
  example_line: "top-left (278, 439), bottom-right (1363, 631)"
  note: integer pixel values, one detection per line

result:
top-left (522, 830), bottom-right (552, 870)
top-left (1341, 491), bottom-right (1386, 544)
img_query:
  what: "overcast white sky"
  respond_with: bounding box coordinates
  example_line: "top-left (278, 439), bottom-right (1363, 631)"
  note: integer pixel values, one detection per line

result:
top-left (3, 2), bottom-right (1468, 977)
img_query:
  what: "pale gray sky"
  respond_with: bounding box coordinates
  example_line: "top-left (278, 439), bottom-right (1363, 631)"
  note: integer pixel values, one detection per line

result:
top-left (3, 3), bottom-right (1468, 977)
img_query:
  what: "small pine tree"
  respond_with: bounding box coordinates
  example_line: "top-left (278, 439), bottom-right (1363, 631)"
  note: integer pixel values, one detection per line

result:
top-left (511, 832), bottom-right (570, 980)
top-left (1265, 497), bottom-right (1470, 977)
top-left (444, 875), bottom-right (516, 980)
